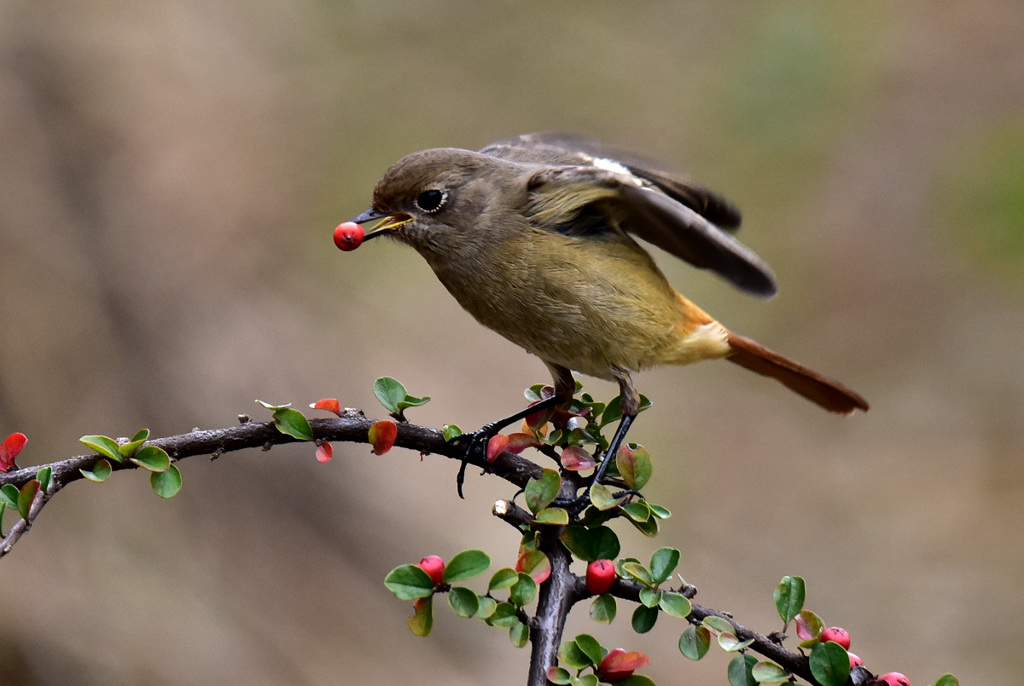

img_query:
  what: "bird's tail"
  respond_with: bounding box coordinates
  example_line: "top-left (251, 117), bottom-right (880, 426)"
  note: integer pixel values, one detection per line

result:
top-left (725, 332), bottom-right (869, 415)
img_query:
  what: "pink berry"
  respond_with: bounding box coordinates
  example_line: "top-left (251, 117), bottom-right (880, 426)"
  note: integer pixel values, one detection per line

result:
top-left (877, 673), bottom-right (910, 686)
top-left (848, 652), bottom-right (863, 668)
top-left (585, 559), bottom-right (616, 595)
top-left (821, 626), bottom-right (851, 650)
top-left (417, 555), bottom-right (444, 585)
top-left (333, 221), bottom-right (364, 251)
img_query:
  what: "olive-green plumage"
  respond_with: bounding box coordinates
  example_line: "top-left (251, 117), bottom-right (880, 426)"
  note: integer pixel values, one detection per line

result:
top-left (353, 134), bottom-right (868, 418)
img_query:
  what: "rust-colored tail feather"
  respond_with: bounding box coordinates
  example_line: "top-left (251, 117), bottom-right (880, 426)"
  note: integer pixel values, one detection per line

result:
top-left (725, 333), bottom-right (869, 415)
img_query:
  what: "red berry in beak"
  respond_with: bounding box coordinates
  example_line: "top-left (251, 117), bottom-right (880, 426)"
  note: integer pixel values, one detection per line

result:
top-left (333, 221), bottom-right (364, 251)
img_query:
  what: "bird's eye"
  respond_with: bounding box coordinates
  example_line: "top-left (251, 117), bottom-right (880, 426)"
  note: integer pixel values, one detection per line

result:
top-left (415, 189), bottom-right (446, 213)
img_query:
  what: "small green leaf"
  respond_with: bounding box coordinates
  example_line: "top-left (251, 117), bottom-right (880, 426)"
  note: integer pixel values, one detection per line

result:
top-left (773, 575), bottom-right (806, 627)
top-left (589, 482), bottom-right (624, 510)
top-left (407, 596), bottom-right (433, 636)
top-left (718, 632), bottom-right (754, 652)
top-left (639, 587), bottom-right (662, 608)
top-left (659, 592), bottom-right (691, 619)
top-left (36, 466), bottom-right (52, 492)
top-left (488, 568), bottom-right (520, 592)
top-left (703, 616), bottom-right (735, 636)
top-left (475, 595), bottom-right (497, 619)
top-left (533, 507), bottom-right (569, 525)
top-left (442, 424), bottom-right (462, 441)
top-left (649, 547), bottom-right (680, 585)
top-left (628, 512), bottom-right (661, 537)
top-left (524, 469), bottom-right (561, 514)
top-left (80, 435), bottom-right (124, 463)
top-left (546, 667), bottom-right (572, 685)
top-left (558, 638), bottom-right (593, 670)
top-left (118, 428), bottom-right (150, 457)
top-left (509, 621), bottom-right (529, 648)
top-left (573, 675), bottom-right (600, 686)
top-left (621, 561), bottom-right (653, 587)
top-left (17, 480), bottom-right (40, 520)
top-left (80, 459), bottom-right (113, 483)
top-left (272, 408), bottom-right (314, 441)
top-left (590, 594), bottom-right (616, 623)
top-left (150, 464), bottom-right (182, 498)
top-left (447, 586), bottom-right (479, 618)
top-left (373, 376), bottom-right (407, 413)
top-left (509, 573), bottom-right (537, 607)
top-left (0, 484), bottom-right (19, 509)
top-left (795, 609), bottom-right (824, 646)
top-left (573, 634), bottom-right (604, 666)
top-left (728, 653), bottom-right (757, 686)
top-left (486, 602), bottom-right (519, 628)
top-left (809, 641), bottom-right (851, 686)
top-left (934, 675), bottom-right (959, 686)
top-left (130, 445), bottom-right (170, 472)
top-left (648, 503), bottom-right (671, 519)
top-left (618, 675), bottom-right (655, 686)
top-left (631, 604), bottom-right (658, 633)
top-left (384, 564), bottom-right (435, 600)
top-left (750, 661), bottom-right (789, 683)
top-left (679, 625), bottom-right (710, 660)
top-left (559, 525), bottom-right (620, 562)
top-left (255, 399), bottom-right (290, 411)
top-left (443, 549), bottom-right (490, 583)
top-left (621, 501), bottom-right (652, 523)
top-left (616, 444), bottom-right (653, 490)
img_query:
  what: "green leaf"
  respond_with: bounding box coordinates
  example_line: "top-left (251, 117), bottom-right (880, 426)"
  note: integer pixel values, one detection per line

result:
top-left (559, 525), bottom-right (620, 562)
top-left (618, 675), bottom-right (656, 686)
top-left (621, 561), bottom-right (653, 587)
top-left (546, 667), bottom-right (572, 685)
top-left (627, 512), bottom-right (661, 537)
top-left (443, 549), bottom-right (490, 583)
top-left (475, 595), bottom-right (497, 619)
top-left (150, 464), bottom-right (182, 498)
top-left (616, 444), bottom-right (653, 490)
top-left (447, 586), bottom-right (479, 618)
top-left (486, 602), bottom-right (520, 628)
top-left (80, 435), bottom-right (124, 463)
top-left (639, 587), bottom-right (662, 608)
top-left (659, 592), bottom-right (691, 619)
top-left (621, 501), bottom-right (652, 523)
top-left (509, 573), bottom-right (537, 607)
top-left (773, 575), bottom-right (806, 627)
top-left (558, 638), bottom-right (593, 670)
top-left (678, 625), bottom-right (710, 660)
top-left (0, 484), bottom-right (19, 509)
top-left (631, 604), bottom-right (659, 633)
top-left (373, 376), bottom-right (407, 413)
top-left (509, 621), bottom-right (529, 648)
top-left (80, 459), bottom-right (113, 483)
top-left (809, 641), bottom-right (850, 686)
top-left (573, 675), bottom-right (600, 686)
top-left (488, 567), bottom-right (520, 592)
top-left (600, 393), bottom-right (652, 426)
top-left (17, 480), bottom-right (40, 520)
top-left (35, 466), bottom-right (52, 493)
top-left (648, 503), bottom-right (672, 519)
top-left (649, 547), bottom-right (680, 585)
top-left (934, 675), bottom-right (959, 686)
top-left (407, 595), bottom-right (432, 636)
top-left (796, 609), bottom-right (824, 647)
top-left (384, 564), bottom-right (435, 600)
top-left (702, 615), bottom-right (735, 635)
top-left (130, 445), bottom-right (170, 472)
top-left (272, 408), bottom-right (314, 441)
top-left (573, 634), bottom-right (604, 666)
top-left (728, 653), bottom-right (757, 686)
top-left (750, 661), bottom-right (789, 683)
top-left (442, 424), bottom-right (462, 441)
top-left (533, 507), bottom-right (569, 525)
top-left (255, 399), bottom-right (290, 411)
top-left (589, 482), bottom-right (624, 510)
top-left (524, 469), bottom-right (561, 514)
top-left (118, 428), bottom-right (150, 457)
top-left (590, 594), bottom-right (616, 623)
top-left (718, 632), bottom-right (754, 652)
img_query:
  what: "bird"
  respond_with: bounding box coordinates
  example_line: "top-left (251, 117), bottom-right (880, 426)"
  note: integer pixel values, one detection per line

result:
top-left (348, 133), bottom-right (868, 493)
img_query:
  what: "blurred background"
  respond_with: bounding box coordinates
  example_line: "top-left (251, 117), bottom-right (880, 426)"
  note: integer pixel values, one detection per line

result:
top-left (1, 1), bottom-right (1022, 684)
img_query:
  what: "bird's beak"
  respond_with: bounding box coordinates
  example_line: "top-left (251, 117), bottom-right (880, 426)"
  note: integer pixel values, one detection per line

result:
top-left (350, 208), bottom-right (413, 241)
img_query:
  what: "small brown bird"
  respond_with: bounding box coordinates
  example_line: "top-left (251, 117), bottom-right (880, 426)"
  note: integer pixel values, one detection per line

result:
top-left (350, 134), bottom-right (867, 490)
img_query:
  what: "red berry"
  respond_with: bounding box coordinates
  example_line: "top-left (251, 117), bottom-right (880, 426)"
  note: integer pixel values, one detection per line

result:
top-left (848, 652), bottom-right (862, 668)
top-left (877, 672), bottom-right (910, 686)
top-left (821, 626), bottom-right (851, 650)
top-left (417, 555), bottom-right (444, 585)
top-left (333, 221), bottom-right (364, 251)
top-left (585, 559), bottom-right (616, 595)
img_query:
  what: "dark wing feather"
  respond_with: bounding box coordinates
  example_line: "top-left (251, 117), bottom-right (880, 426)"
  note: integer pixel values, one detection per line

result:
top-left (525, 165), bottom-right (778, 298)
top-left (482, 133), bottom-right (742, 231)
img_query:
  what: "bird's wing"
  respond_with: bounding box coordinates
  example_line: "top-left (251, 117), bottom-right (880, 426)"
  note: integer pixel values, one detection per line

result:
top-left (525, 164), bottom-right (778, 298)
top-left (481, 133), bottom-right (742, 231)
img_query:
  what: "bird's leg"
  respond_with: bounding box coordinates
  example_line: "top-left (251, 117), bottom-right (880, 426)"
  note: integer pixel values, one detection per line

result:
top-left (454, 364), bottom-right (575, 498)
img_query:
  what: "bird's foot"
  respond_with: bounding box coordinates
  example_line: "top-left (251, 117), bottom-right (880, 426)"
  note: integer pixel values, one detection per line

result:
top-left (449, 423), bottom-right (503, 498)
